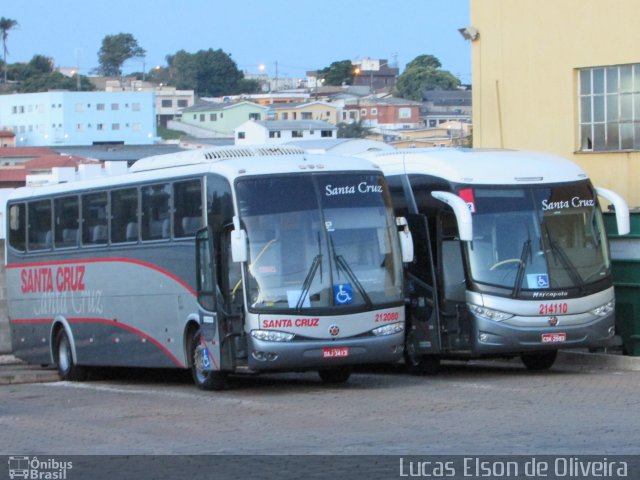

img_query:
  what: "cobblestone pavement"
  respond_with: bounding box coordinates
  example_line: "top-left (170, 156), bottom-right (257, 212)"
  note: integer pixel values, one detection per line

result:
top-left (1, 360), bottom-right (639, 459)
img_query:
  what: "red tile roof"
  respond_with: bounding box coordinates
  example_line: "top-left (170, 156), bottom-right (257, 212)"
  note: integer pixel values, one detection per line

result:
top-left (0, 146), bottom-right (54, 157)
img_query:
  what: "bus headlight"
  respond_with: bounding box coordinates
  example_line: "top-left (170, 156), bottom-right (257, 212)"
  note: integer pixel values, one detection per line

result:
top-left (251, 330), bottom-right (295, 342)
top-left (591, 300), bottom-right (614, 317)
top-left (372, 322), bottom-right (404, 336)
top-left (468, 304), bottom-right (514, 322)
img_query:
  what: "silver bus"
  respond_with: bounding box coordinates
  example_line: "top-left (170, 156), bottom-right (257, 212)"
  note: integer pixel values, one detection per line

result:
top-left (5, 146), bottom-right (410, 389)
top-left (369, 148), bottom-right (629, 372)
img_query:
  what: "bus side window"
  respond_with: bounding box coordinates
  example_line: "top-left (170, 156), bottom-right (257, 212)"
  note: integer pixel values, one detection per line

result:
top-left (174, 179), bottom-right (203, 238)
top-left (111, 188), bottom-right (139, 244)
top-left (8, 203), bottom-right (26, 252)
top-left (54, 196), bottom-right (80, 248)
top-left (27, 200), bottom-right (52, 251)
top-left (82, 192), bottom-right (108, 245)
top-left (141, 183), bottom-right (171, 241)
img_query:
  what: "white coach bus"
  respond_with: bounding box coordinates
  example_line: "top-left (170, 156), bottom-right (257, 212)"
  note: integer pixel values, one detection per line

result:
top-left (5, 146), bottom-right (410, 389)
top-left (368, 148), bottom-right (629, 373)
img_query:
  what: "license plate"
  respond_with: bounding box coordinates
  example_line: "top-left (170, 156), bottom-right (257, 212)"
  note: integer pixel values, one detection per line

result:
top-left (541, 333), bottom-right (566, 343)
top-left (322, 347), bottom-right (349, 358)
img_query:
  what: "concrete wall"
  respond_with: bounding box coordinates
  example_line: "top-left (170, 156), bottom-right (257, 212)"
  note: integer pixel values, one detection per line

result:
top-left (0, 240), bottom-right (11, 353)
top-left (470, 0), bottom-right (640, 207)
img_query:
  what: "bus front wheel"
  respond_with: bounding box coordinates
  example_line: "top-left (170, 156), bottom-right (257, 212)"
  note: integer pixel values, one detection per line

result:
top-left (189, 329), bottom-right (227, 391)
top-left (55, 329), bottom-right (87, 381)
top-left (521, 350), bottom-right (558, 371)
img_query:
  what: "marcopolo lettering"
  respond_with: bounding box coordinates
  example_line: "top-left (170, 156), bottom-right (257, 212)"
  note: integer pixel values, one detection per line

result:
top-left (325, 182), bottom-right (383, 196)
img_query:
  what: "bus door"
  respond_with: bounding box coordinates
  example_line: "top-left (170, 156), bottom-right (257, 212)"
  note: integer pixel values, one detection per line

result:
top-left (438, 212), bottom-right (472, 352)
top-left (195, 227), bottom-right (235, 371)
top-left (405, 214), bottom-right (441, 354)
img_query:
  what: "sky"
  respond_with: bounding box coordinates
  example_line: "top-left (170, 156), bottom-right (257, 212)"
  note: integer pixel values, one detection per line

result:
top-left (2, 0), bottom-right (471, 83)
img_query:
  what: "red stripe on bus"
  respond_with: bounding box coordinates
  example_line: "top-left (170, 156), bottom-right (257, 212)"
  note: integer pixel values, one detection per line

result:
top-left (11, 317), bottom-right (185, 368)
top-left (6, 257), bottom-right (196, 297)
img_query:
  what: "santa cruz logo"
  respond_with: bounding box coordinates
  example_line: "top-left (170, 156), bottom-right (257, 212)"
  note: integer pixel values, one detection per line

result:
top-left (329, 325), bottom-right (340, 337)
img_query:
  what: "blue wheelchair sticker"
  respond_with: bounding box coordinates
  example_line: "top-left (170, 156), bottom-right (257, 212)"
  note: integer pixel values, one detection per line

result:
top-left (202, 348), bottom-right (211, 369)
top-left (334, 283), bottom-right (353, 305)
top-left (528, 273), bottom-right (549, 289)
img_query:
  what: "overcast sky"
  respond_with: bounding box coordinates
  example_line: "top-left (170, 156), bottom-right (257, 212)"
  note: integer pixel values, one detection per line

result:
top-left (2, 0), bottom-right (471, 82)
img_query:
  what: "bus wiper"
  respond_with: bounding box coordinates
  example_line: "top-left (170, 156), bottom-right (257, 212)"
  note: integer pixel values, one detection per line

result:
top-left (513, 239), bottom-right (531, 297)
top-left (295, 254), bottom-right (322, 311)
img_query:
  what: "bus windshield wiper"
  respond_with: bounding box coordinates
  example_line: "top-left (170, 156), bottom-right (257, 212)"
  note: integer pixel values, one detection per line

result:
top-left (513, 239), bottom-right (531, 297)
top-left (543, 224), bottom-right (583, 289)
top-left (295, 254), bottom-right (322, 311)
top-left (334, 254), bottom-right (373, 309)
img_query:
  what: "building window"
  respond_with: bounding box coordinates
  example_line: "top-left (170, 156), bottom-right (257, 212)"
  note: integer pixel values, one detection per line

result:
top-left (177, 99), bottom-right (188, 108)
top-left (321, 130), bottom-right (333, 137)
top-left (111, 103), bottom-right (119, 111)
top-left (361, 109), bottom-right (367, 116)
top-left (371, 108), bottom-right (378, 116)
top-left (97, 103), bottom-right (105, 111)
top-left (269, 131), bottom-right (281, 138)
top-left (132, 103), bottom-right (141, 111)
top-left (161, 99), bottom-right (172, 108)
top-left (282, 112), bottom-right (289, 120)
top-left (292, 131), bottom-right (303, 138)
top-left (301, 112), bottom-right (312, 120)
top-left (199, 114), bottom-right (205, 122)
top-left (237, 132), bottom-right (245, 139)
top-left (97, 123), bottom-right (104, 130)
top-left (112, 123), bottom-right (120, 130)
top-left (249, 113), bottom-right (261, 120)
top-left (399, 107), bottom-right (411, 119)
top-left (210, 113), bottom-right (217, 121)
top-left (579, 64), bottom-right (640, 151)
top-left (75, 103), bottom-right (84, 112)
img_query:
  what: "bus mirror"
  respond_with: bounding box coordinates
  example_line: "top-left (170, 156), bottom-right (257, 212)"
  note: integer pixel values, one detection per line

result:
top-left (231, 228), bottom-right (248, 263)
top-left (431, 191), bottom-right (473, 242)
top-left (596, 187), bottom-right (630, 235)
top-left (396, 217), bottom-right (414, 263)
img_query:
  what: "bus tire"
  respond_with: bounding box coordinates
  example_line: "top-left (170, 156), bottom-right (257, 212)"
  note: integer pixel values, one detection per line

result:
top-left (190, 329), bottom-right (227, 391)
top-left (521, 350), bottom-right (558, 371)
top-left (55, 329), bottom-right (87, 381)
top-left (318, 367), bottom-right (351, 384)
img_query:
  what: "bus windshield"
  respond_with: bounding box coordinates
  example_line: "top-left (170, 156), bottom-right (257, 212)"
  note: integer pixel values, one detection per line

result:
top-left (236, 173), bottom-right (404, 312)
top-left (462, 182), bottom-right (610, 292)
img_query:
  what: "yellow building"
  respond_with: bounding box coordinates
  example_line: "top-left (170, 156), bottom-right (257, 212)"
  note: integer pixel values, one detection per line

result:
top-left (470, 0), bottom-right (640, 206)
top-left (269, 101), bottom-right (338, 125)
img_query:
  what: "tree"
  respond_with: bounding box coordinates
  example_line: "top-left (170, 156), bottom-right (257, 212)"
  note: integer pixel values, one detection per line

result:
top-left (393, 54), bottom-right (460, 101)
top-left (337, 120), bottom-right (371, 139)
top-left (7, 55), bottom-right (95, 92)
top-left (166, 49), bottom-right (250, 96)
top-left (97, 33), bottom-right (146, 77)
top-left (0, 17), bottom-right (18, 83)
top-left (317, 60), bottom-right (355, 86)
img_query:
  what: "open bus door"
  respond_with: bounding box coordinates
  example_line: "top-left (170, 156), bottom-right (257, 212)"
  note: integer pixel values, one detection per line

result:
top-left (404, 213), bottom-right (442, 374)
top-left (193, 226), bottom-right (233, 390)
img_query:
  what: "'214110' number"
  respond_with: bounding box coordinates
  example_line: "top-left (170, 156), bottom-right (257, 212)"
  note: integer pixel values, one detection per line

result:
top-left (539, 303), bottom-right (568, 315)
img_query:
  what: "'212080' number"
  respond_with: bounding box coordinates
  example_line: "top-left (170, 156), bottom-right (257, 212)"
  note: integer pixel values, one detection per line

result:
top-left (539, 303), bottom-right (568, 315)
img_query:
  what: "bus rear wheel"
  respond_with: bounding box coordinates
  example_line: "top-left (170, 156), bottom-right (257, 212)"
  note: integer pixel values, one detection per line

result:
top-left (190, 329), bottom-right (227, 391)
top-left (55, 329), bottom-right (87, 381)
top-left (318, 367), bottom-right (351, 384)
top-left (521, 350), bottom-right (558, 371)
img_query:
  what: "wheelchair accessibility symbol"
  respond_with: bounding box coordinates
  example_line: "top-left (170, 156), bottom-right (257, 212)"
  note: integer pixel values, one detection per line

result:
top-left (334, 283), bottom-right (353, 305)
top-left (536, 274), bottom-right (549, 288)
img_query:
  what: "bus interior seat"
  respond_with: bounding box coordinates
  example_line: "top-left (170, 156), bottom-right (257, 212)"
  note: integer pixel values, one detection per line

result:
top-left (91, 225), bottom-right (108, 244)
top-left (126, 222), bottom-right (138, 241)
top-left (62, 228), bottom-right (79, 244)
top-left (181, 216), bottom-right (202, 236)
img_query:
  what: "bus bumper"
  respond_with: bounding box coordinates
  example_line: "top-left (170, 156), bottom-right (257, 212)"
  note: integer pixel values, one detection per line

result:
top-left (470, 312), bottom-right (618, 355)
top-left (246, 331), bottom-right (405, 371)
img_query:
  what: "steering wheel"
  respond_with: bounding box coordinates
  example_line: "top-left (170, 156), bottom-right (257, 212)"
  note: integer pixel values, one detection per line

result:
top-left (489, 258), bottom-right (525, 271)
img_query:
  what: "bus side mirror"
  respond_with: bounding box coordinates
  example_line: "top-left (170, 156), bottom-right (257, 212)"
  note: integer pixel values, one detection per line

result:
top-left (596, 187), bottom-right (630, 235)
top-left (396, 217), bottom-right (414, 263)
top-left (231, 216), bottom-right (248, 263)
top-left (431, 191), bottom-right (473, 242)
